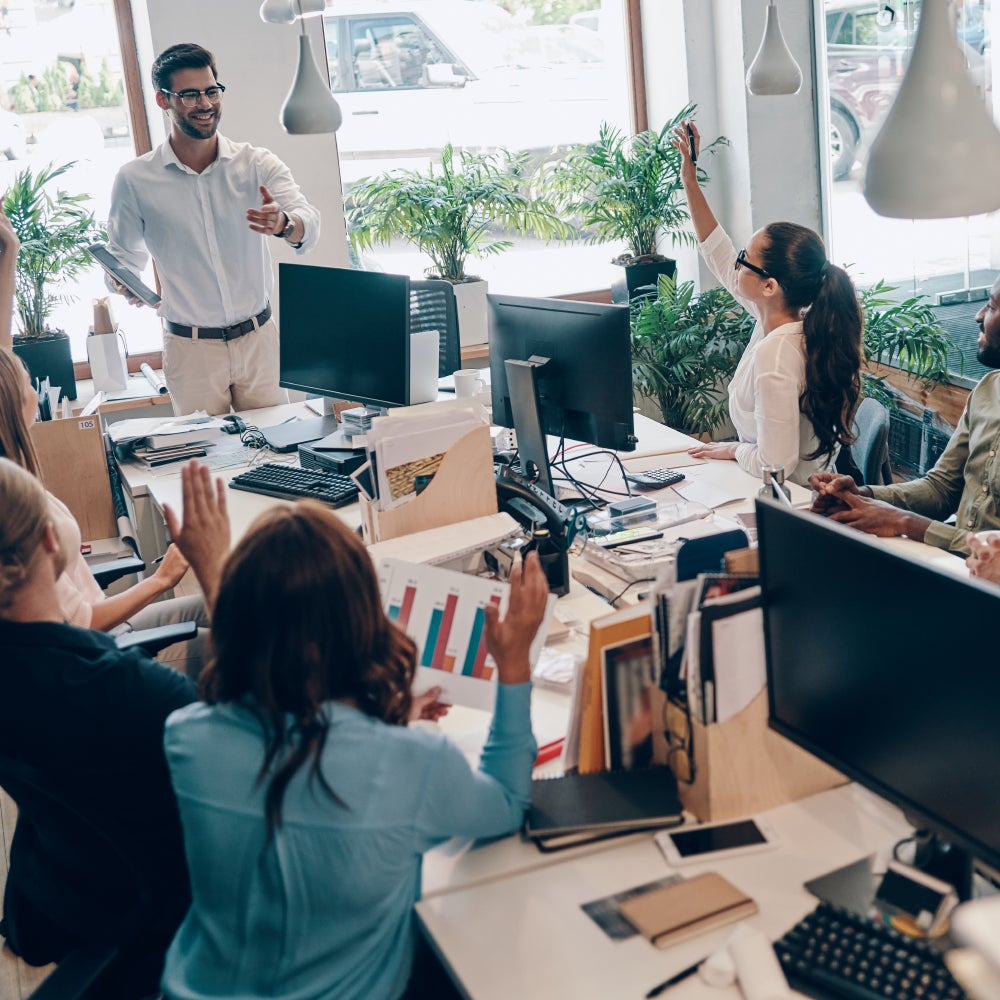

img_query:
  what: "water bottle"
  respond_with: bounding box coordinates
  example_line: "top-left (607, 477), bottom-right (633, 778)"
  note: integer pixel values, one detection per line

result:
top-left (758, 465), bottom-right (791, 502)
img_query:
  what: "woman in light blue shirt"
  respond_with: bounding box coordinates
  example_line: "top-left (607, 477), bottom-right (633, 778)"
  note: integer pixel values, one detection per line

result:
top-left (159, 471), bottom-right (547, 1000)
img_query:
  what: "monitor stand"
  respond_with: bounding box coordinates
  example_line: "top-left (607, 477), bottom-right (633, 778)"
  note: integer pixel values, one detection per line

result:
top-left (505, 355), bottom-right (554, 497)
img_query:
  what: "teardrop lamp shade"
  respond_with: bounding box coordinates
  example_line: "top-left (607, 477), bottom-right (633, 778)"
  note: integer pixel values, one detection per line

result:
top-left (295, 0), bottom-right (326, 16)
top-left (260, 0), bottom-right (296, 25)
top-left (864, 0), bottom-right (1000, 218)
top-left (281, 34), bottom-right (343, 134)
top-left (746, 1), bottom-right (803, 96)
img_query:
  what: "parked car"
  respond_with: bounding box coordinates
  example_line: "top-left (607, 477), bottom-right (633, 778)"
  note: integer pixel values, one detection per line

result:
top-left (324, 1), bottom-right (625, 183)
top-left (825, 0), bottom-right (990, 179)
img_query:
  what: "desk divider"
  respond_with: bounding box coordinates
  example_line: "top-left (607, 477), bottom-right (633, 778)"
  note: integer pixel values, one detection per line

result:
top-left (678, 688), bottom-right (845, 822)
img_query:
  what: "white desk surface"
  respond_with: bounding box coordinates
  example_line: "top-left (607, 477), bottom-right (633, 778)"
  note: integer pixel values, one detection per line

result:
top-left (417, 784), bottom-right (912, 1000)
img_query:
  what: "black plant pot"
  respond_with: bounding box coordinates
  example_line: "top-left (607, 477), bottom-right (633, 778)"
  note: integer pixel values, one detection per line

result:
top-left (611, 257), bottom-right (677, 304)
top-left (12, 330), bottom-right (77, 401)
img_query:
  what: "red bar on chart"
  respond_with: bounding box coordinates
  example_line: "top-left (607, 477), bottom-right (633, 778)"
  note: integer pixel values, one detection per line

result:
top-left (430, 592), bottom-right (459, 672)
top-left (397, 584), bottom-right (417, 630)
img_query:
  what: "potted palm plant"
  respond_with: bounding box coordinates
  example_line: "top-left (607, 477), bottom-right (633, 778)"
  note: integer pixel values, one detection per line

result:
top-left (631, 273), bottom-right (754, 436)
top-left (543, 105), bottom-right (727, 302)
top-left (4, 161), bottom-right (105, 401)
top-left (346, 143), bottom-right (569, 346)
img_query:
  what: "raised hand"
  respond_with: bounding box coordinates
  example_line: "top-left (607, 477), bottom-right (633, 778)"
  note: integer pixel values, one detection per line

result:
top-left (484, 552), bottom-right (549, 686)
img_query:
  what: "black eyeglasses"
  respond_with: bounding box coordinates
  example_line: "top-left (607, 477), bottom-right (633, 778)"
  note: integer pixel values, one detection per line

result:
top-left (735, 248), bottom-right (771, 281)
top-left (161, 85), bottom-right (226, 108)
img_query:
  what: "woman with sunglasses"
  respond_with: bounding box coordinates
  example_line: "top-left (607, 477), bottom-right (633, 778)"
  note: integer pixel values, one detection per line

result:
top-left (672, 122), bottom-right (863, 486)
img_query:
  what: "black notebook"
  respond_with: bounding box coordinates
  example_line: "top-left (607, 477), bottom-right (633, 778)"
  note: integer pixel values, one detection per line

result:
top-left (526, 766), bottom-right (683, 845)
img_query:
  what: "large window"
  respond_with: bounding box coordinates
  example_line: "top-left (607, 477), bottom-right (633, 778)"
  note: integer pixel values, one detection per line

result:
top-left (820, 0), bottom-right (998, 304)
top-left (327, 0), bottom-right (643, 296)
top-left (0, 0), bottom-right (159, 362)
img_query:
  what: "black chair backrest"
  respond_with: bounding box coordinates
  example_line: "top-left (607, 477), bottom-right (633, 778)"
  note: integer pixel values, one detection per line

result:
top-left (410, 278), bottom-right (461, 378)
top-left (0, 751), bottom-right (150, 946)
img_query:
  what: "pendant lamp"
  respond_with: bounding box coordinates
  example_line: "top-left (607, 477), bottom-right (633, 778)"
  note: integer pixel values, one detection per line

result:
top-left (746, 1), bottom-right (802, 96)
top-left (863, 0), bottom-right (1000, 218)
top-left (276, 0), bottom-right (342, 134)
top-left (260, 0), bottom-right (324, 23)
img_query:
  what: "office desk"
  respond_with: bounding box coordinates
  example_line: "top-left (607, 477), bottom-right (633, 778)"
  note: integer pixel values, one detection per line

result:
top-left (417, 784), bottom-right (911, 1000)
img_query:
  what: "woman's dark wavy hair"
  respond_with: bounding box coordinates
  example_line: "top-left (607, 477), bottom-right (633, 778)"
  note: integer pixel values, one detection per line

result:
top-left (200, 501), bottom-right (417, 835)
top-left (759, 221), bottom-right (863, 463)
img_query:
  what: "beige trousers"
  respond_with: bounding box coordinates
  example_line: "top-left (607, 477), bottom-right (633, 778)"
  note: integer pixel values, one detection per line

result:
top-left (162, 317), bottom-right (288, 416)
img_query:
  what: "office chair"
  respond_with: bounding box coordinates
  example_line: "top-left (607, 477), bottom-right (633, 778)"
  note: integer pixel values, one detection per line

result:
top-left (836, 396), bottom-right (892, 486)
top-left (0, 752), bottom-right (158, 1000)
top-left (90, 556), bottom-right (199, 657)
top-left (410, 279), bottom-right (462, 378)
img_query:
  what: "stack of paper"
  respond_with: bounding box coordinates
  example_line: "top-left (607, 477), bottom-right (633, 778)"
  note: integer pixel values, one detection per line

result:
top-left (108, 413), bottom-right (227, 468)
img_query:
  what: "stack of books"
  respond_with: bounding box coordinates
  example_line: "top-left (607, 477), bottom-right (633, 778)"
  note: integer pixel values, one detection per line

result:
top-left (131, 427), bottom-right (215, 468)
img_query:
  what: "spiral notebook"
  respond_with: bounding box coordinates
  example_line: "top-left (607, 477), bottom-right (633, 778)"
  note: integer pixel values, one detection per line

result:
top-left (526, 766), bottom-right (683, 849)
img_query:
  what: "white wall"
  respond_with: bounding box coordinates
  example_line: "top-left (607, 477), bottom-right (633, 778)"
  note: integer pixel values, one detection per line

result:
top-left (137, 0), bottom-right (350, 286)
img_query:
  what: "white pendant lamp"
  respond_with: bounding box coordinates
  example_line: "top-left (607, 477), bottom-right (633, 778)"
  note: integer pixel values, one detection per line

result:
top-left (746, 1), bottom-right (802, 96)
top-left (268, 0), bottom-right (342, 134)
top-left (260, 0), bottom-right (324, 23)
top-left (864, 0), bottom-right (1000, 218)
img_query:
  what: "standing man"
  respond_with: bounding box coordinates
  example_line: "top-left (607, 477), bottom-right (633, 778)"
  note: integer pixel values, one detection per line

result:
top-left (107, 42), bottom-right (320, 415)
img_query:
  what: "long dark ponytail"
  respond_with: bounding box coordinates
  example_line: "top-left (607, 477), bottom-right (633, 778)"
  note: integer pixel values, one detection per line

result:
top-left (760, 222), bottom-right (863, 463)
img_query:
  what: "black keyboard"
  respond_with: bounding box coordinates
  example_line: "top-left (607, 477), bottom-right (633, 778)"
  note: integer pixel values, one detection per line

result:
top-left (776, 902), bottom-right (965, 1000)
top-left (228, 463), bottom-right (359, 508)
top-left (623, 468), bottom-right (686, 490)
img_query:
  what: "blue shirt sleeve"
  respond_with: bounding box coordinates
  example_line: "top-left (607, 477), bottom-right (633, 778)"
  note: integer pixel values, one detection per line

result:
top-left (412, 682), bottom-right (536, 847)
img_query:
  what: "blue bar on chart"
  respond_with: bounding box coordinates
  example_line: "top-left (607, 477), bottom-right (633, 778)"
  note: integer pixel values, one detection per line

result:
top-left (421, 605), bottom-right (444, 668)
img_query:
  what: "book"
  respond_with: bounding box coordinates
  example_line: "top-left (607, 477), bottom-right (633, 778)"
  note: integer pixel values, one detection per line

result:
top-left (601, 633), bottom-right (657, 771)
top-left (525, 765), bottom-right (682, 842)
top-left (576, 602), bottom-right (653, 774)
top-left (616, 871), bottom-right (758, 949)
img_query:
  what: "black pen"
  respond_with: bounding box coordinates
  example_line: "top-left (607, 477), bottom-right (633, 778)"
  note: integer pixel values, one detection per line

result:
top-left (687, 123), bottom-right (697, 165)
top-left (645, 958), bottom-right (701, 998)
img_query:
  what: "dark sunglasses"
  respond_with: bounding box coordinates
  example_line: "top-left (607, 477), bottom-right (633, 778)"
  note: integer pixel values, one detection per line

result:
top-left (735, 248), bottom-right (771, 280)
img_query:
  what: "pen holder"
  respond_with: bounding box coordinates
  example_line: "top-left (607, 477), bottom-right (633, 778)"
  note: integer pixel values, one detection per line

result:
top-left (676, 688), bottom-right (845, 822)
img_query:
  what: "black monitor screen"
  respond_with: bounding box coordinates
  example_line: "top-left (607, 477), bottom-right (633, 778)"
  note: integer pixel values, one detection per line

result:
top-left (757, 499), bottom-right (1000, 875)
top-left (488, 294), bottom-right (636, 452)
top-left (279, 264), bottom-right (410, 410)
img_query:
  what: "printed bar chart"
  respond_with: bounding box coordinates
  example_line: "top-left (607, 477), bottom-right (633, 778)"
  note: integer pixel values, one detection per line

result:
top-left (387, 584), bottom-right (417, 630)
top-left (463, 595), bottom-right (502, 679)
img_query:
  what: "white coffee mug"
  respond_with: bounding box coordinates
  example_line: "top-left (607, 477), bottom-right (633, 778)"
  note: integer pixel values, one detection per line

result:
top-left (453, 369), bottom-right (485, 398)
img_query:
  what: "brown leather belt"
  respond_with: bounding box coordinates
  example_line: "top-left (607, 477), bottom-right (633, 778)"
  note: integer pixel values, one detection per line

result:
top-left (164, 304), bottom-right (271, 341)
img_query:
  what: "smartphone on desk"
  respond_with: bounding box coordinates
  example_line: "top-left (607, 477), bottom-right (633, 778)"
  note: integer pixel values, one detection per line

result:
top-left (655, 817), bottom-right (778, 866)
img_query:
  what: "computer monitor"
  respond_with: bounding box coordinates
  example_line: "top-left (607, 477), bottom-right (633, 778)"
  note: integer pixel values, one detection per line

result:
top-left (279, 263), bottom-right (436, 411)
top-left (757, 499), bottom-right (1000, 886)
top-left (488, 294), bottom-right (637, 453)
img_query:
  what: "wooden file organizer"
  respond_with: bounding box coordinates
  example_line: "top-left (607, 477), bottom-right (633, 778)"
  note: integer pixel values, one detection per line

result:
top-left (30, 416), bottom-right (117, 542)
top-left (359, 424), bottom-right (498, 543)
top-left (676, 687), bottom-right (846, 823)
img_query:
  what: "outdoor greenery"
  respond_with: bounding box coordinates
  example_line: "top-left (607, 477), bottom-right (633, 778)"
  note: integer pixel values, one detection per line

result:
top-left (10, 59), bottom-right (123, 114)
top-left (858, 278), bottom-right (952, 406)
top-left (496, 0), bottom-right (593, 24)
top-left (631, 273), bottom-right (754, 437)
top-left (543, 105), bottom-right (727, 265)
top-left (346, 143), bottom-right (569, 282)
top-left (3, 162), bottom-right (104, 339)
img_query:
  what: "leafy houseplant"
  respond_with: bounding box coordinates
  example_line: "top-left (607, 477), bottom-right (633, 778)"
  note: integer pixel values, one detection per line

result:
top-left (857, 278), bottom-right (952, 405)
top-left (631, 274), bottom-right (754, 437)
top-left (3, 161), bottom-right (105, 400)
top-left (346, 142), bottom-right (569, 282)
top-left (543, 105), bottom-right (727, 298)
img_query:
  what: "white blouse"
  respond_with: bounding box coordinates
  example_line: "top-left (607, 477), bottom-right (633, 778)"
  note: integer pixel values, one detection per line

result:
top-left (698, 225), bottom-right (833, 486)
top-left (48, 492), bottom-right (105, 628)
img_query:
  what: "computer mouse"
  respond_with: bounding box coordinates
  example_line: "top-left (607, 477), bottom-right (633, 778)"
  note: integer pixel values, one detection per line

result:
top-left (221, 415), bottom-right (246, 434)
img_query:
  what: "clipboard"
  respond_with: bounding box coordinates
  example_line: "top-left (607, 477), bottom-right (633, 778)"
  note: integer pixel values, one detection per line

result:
top-left (87, 243), bottom-right (161, 307)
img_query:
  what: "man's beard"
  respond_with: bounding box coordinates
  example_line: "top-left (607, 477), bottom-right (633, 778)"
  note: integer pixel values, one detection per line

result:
top-left (176, 110), bottom-right (219, 141)
top-left (977, 331), bottom-right (1000, 369)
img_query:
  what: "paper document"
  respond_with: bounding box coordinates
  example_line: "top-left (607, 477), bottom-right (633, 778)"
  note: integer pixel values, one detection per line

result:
top-left (711, 607), bottom-right (766, 723)
top-left (377, 558), bottom-right (554, 710)
top-left (673, 472), bottom-right (745, 509)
